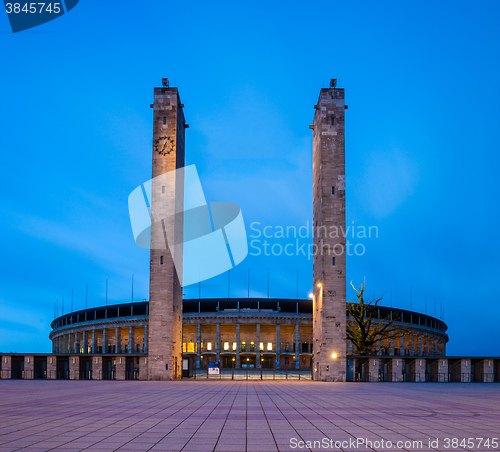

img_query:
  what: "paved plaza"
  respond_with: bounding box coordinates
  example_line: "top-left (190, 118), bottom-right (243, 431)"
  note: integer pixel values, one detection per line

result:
top-left (0, 381), bottom-right (499, 452)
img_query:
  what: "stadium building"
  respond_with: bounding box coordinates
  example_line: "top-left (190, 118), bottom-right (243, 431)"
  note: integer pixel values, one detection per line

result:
top-left (44, 297), bottom-right (450, 381)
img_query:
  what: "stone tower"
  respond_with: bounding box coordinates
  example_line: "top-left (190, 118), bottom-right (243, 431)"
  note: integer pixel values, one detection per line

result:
top-left (148, 79), bottom-right (186, 380)
top-left (312, 79), bottom-right (347, 382)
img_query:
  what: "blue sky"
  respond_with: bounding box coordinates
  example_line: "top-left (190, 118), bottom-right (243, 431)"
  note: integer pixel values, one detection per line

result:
top-left (1, 0), bottom-right (499, 355)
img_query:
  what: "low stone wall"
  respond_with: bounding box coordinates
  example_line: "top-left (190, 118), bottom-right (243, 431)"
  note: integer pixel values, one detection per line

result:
top-left (2, 354), bottom-right (498, 382)
top-left (347, 356), bottom-right (499, 382)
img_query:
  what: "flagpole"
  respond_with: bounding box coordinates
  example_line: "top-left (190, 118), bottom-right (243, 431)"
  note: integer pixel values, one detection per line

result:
top-left (267, 268), bottom-right (270, 298)
top-left (296, 269), bottom-right (299, 299)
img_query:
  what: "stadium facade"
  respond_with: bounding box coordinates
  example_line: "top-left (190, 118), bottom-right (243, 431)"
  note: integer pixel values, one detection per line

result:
top-left (0, 297), bottom-right (497, 382)
top-left (46, 297), bottom-right (450, 379)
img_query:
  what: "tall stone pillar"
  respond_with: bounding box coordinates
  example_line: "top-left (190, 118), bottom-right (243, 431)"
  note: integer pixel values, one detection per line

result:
top-left (129, 326), bottom-right (134, 354)
top-left (148, 79), bottom-right (186, 381)
top-left (115, 328), bottom-right (121, 354)
top-left (74, 332), bottom-right (77, 354)
top-left (295, 324), bottom-right (300, 369)
top-left (409, 333), bottom-right (415, 355)
top-left (312, 79), bottom-right (347, 382)
top-left (256, 323), bottom-right (261, 369)
top-left (102, 328), bottom-right (106, 354)
top-left (143, 325), bottom-right (148, 353)
top-left (236, 323), bottom-right (240, 368)
top-left (196, 323), bottom-right (201, 369)
top-left (83, 331), bottom-right (87, 354)
top-left (276, 324), bottom-right (280, 369)
top-left (92, 330), bottom-right (96, 354)
top-left (216, 324), bottom-right (220, 364)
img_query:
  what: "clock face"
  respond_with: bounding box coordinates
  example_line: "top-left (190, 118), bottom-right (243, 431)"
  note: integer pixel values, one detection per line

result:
top-left (153, 136), bottom-right (175, 156)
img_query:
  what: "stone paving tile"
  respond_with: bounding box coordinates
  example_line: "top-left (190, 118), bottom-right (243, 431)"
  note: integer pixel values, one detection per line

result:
top-left (0, 381), bottom-right (499, 451)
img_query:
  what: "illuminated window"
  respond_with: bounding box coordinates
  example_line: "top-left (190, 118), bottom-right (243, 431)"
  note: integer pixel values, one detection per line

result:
top-left (267, 342), bottom-right (272, 351)
top-left (187, 342), bottom-right (195, 353)
top-left (259, 342), bottom-right (264, 351)
top-left (182, 343), bottom-right (186, 353)
top-left (224, 342), bottom-right (229, 351)
top-left (207, 342), bottom-right (212, 351)
top-left (232, 342), bottom-right (237, 351)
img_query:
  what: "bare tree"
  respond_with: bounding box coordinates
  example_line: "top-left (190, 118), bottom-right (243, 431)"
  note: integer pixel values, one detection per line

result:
top-left (346, 282), bottom-right (400, 355)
